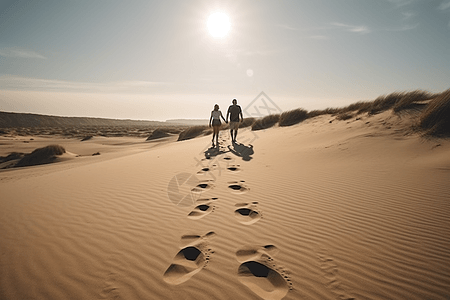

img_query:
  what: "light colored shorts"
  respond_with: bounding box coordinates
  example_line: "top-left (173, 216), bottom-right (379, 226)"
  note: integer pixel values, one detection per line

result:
top-left (229, 121), bottom-right (239, 130)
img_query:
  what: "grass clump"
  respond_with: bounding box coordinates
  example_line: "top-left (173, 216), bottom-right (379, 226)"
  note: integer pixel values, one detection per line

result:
top-left (16, 145), bottom-right (66, 167)
top-left (393, 90), bottom-right (434, 113)
top-left (279, 108), bottom-right (308, 126)
top-left (335, 112), bottom-right (353, 121)
top-left (177, 125), bottom-right (211, 141)
top-left (251, 114), bottom-right (280, 131)
top-left (146, 128), bottom-right (170, 140)
top-left (419, 89), bottom-right (450, 136)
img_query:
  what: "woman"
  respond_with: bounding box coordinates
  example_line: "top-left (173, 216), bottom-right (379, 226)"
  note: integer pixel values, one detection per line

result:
top-left (209, 104), bottom-right (227, 147)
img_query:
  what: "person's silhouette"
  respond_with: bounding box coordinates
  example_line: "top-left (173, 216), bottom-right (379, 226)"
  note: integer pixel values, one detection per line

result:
top-left (226, 99), bottom-right (243, 143)
top-left (209, 104), bottom-right (227, 147)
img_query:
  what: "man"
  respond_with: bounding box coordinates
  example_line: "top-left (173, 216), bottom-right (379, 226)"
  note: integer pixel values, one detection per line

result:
top-left (226, 98), bottom-right (243, 143)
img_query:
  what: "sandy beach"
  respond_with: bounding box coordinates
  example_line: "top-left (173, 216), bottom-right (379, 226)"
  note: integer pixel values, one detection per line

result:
top-left (1, 109), bottom-right (449, 300)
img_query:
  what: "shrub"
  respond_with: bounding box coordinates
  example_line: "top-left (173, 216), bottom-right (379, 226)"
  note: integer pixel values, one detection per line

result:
top-left (16, 145), bottom-right (66, 167)
top-left (177, 125), bottom-right (210, 141)
top-left (146, 128), bottom-right (170, 140)
top-left (251, 114), bottom-right (280, 131)
top-left (279, 108), bottom-right (308, 126)
top-left (419, 89), bottom-right (450, 136)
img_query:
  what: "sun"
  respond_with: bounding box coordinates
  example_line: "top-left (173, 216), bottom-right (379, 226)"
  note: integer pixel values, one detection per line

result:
top-left (207, 12), bottom-right (231, 38)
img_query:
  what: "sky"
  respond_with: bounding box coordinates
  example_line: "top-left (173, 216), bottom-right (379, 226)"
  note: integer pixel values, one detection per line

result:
top-left (1, 0), bottom-right (449, 121)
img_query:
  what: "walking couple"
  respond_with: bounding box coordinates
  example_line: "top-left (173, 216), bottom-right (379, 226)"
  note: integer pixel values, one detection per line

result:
top-left (209, 98), bottom-right (243, 147)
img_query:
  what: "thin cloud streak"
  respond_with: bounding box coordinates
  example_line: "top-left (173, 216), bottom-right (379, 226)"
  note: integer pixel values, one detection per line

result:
top-left (439, 1), bottom-right (450, 10)
top-left (331, 22), bottom-right (371, 34)
top-left (0, 75), bottom-right (169, 93)
top-left (0, 48), bottom-right (47, 59)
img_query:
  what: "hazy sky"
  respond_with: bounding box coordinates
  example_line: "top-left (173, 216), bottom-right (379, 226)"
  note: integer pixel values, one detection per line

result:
top-left (1, 0), bottom-right (449, 121)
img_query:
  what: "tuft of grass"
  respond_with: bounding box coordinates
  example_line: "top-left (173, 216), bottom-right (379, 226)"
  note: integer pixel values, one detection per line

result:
top-left (279, 108), bottom-right (308, 126)
top-left (307, 108), bottom-right (339, 119)
top-left (16, 145), bottom-right (66, 167)
top-left (419, 89), bottom-right (450, 136)
top-left (81, 135), bottom-right (93, 141)
top-left (146, 128), bottom-right (170, 140)
top-left (251, 114), bottom-right (280, 131)
top-left (336, 112), bottom-right (353, 121)
top-left (239, 117), bottom-right (256, 128)
top-left (393, 90), bottom-right (434, 113)
top-left (177, 125), bottom-right (211, 141)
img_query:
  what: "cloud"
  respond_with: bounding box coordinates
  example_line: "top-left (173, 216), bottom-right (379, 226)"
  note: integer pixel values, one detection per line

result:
top-left (439, 1), bottom-right (450, 10)
top-left (0, 75), bottom-right (168, 93)
top-left (401, 11), bottom-right (415, 19)
top-left (0, 48), bottom-right (46, 59)
top-left (276, 24), bottom-right (299, 31)
top-left (386, 23), bottom-right (419, 31)
top-left (386, 0), bottom-right (415, 7)
top-left (331, 22), bottom-right (371, 34)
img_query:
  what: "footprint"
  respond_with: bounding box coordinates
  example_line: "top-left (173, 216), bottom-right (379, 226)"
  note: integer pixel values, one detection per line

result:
top-left (234, 202), bottom-right (261, 225)
top-left (228, 181), bottom-right (249, 193)
top-left (227, 164), bottom-right (241, 172)
top-left (191, 180), bottom-right (215, 193)
top-left (163, 232), bottom-right (216, 285)
top-left (197, 164), bottom-right (218, 175)
top-left (236, 245), bottom-right (291, 300)
top-left (187, 198), bottom-right (217, 220)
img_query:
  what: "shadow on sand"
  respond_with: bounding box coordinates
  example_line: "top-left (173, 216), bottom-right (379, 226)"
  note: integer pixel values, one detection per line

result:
top-left (228, 142), bottom-right (254, 161)
top-left (204, 146), bottom-right (229, 160)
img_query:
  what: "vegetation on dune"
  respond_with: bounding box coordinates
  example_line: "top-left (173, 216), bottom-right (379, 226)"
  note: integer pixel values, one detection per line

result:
top-left (251, 114), bottom-right (280, 131)
top-left (419, 89), bottom-right (450, 136)
top-left (279, 108), bottom-right (308, 127)
top-left (177, 125), bottom-right (211, 141)
top-left (393, 90), bottom-right (434, 113)
top-left (16, 145), bottom-right (66, 167)
top-left (146, 128), bottom-right (171, 140)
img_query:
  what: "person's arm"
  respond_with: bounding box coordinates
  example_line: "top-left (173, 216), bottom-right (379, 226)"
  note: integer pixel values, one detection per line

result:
top-left (226, 107), bottom-right (230, 123)
top-left (239, 107), bottom-right (243, 122)
top-left (221, 112), bottom-right (227, 123)
top-left (209, 111), bottom-right (213, 127)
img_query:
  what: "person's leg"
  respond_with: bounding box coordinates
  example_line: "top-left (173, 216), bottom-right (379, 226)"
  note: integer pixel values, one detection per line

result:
top-left (234, 128), bottom-right (238, 142)
top-left (230, 129), bottom-right (234, 141)
top-left (216, 128), bottom-right (219, 146)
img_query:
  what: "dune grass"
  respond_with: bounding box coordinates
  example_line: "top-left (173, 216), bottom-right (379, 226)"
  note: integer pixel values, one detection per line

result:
top-left (177, 125), bottom-right (211, 141)
top-left (279, 108), bottom-right (308, 127)
top-left (251, 114), bottom-right (280, 131)
top-left (16, 145), bottom-right (66, 167)
top-left (393, 90), bottom-right (434, 113)
top-left (146, 128), bottom-right (170, 140)
top-left (418, 89), bottom-right (450, 136)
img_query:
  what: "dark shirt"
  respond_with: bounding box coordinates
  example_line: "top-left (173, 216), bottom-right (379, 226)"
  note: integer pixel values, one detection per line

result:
top-left (227, 105), bottom-right (242, 122)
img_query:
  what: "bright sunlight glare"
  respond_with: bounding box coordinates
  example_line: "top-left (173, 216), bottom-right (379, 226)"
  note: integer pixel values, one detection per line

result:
top-left (207, 12), bottom-right (231, 38)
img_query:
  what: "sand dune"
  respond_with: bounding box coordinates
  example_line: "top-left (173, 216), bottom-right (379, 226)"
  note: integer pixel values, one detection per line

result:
top-left (1, 110), bottom-right (449, 299)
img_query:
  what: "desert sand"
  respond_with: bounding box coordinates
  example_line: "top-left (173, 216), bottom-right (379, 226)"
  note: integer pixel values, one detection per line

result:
top-left (1, 110), bottom-right (449, 300)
